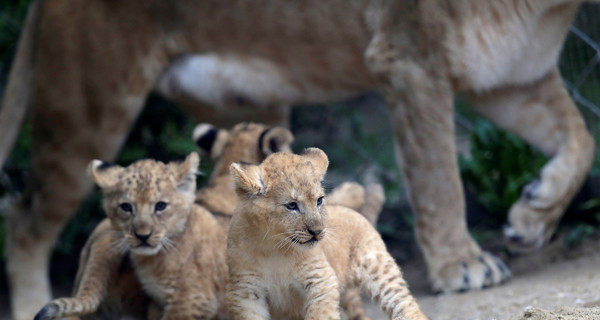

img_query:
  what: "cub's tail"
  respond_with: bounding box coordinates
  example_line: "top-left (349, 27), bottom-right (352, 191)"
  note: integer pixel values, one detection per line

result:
top-left (326, 181), bottom-right (385, 226)
top-left (0, 0), bottom-right (41, 167)
top-left (359, 183), bottom-right (385, 226)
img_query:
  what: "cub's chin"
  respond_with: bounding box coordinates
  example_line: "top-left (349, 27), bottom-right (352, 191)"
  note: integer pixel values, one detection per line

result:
top-left (130, 243), bottom-right (163, 256)
top-left (291, 237), bottom-right (320, 250)
top-left (302, 238), bottom-right (319, 246)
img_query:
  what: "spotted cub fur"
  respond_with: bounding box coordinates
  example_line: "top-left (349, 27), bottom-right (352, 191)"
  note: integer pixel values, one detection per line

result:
top-left (226, 148), bottom-right (426, 320)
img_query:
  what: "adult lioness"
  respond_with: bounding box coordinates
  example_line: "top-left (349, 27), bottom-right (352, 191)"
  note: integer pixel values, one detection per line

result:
top-left (1, 1), bottom-right (596, 319)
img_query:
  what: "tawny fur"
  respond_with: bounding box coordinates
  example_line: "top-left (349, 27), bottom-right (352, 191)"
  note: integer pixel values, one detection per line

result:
top-left (34, 122), bottom-right (383, 320)
top-left (226, 149), bottom-right (426, 320)
top-left (3, 1), bottom-right (597, 318)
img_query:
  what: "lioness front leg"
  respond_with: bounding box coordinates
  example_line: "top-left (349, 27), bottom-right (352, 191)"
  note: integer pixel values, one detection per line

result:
top-left (364, 33), bottom-right (510, 292)
top-left (470, 68), bottom-right (595, 251)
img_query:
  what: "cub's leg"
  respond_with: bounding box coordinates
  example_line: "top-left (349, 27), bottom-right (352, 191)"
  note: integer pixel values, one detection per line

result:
top-left (364, 32), bottom-right (510, 292)
top-left (161, 291), bottom-right (218, 320)
top-left (469, 68), bottom-right (595, 250)
top-left (340, 287), bottom-right (369, 320)
top-left (34, 221), bottom-right (124, 320)
top-left (226, 270), bottom-right (270, 320)
top-left (298, 255), bottom-right (341, 320)
top-left (354, 232), bottom-right (427, 320)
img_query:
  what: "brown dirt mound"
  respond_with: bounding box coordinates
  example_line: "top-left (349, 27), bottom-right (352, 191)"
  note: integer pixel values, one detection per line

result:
top-left (510, 306), bottom-right (600, 320)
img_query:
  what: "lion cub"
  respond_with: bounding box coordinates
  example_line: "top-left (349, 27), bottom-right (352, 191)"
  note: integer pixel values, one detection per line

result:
top-left (226, 148), bottom-right (427, 320)
top-left (89, 153), bottom-right (229, 319)
top-left (36, 153), bottom-right (229, 320)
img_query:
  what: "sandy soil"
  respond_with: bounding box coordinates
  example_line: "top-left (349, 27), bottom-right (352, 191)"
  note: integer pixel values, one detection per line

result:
top-left (510, 307), bottom-right (600, 320)
top-left (363, 234), bottom-right (600, 320)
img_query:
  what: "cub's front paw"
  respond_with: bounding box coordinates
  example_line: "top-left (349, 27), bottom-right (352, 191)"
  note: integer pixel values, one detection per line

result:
top-left (34, 302), bottom-right (59, 320)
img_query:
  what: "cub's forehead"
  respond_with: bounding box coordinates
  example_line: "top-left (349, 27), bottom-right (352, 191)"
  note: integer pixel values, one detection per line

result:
top-left (227, 122), bottom-right (268, 145)
top-left (116, 161), bottom-right (174, 191)
top-left (263, 156), bottom-right (324, 193)
top-left (263, 154), bottom-right (320, 176)
top-left (231, 122), bottom-right (268, 134)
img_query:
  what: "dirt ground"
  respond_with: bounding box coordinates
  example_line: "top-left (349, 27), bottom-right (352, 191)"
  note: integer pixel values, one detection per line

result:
top-left (363, 233), bottom-right (600, 320)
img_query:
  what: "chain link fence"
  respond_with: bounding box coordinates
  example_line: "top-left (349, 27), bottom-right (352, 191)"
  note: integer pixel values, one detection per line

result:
top-left (562, 3), bottom-right (600, 142)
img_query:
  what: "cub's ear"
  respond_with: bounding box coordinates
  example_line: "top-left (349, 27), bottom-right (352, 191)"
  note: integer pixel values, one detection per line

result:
top-left (301, 148), bottom-right (329, 177)
top-left (259, 126), bottom-right (294, 156)
top-left (193, 123), bottom-right (230, 161)
top-left (230, 162), bottom-right (267, 198)
top-left (88, 160), bottom-right (124, 189)
top-left (170, 152), bottom-right (200, 195)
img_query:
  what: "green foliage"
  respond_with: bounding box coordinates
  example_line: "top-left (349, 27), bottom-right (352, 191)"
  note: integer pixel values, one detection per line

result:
top-left (565, 223), bottom-right (597, 247)
top-left (0, 122), bottom-right (31, 259)
top-left (459, 119), bottom-right (548, 219)
top-left (563, 203), bottom-right (600, 247)
top-left (0, 0), bottom-right (32, 260)
top-left (0, 0), bottom-right (30, 91)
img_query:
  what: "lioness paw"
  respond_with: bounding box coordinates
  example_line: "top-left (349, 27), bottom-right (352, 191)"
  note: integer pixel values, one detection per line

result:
top-left (432, 252), bottom-right (511, 293)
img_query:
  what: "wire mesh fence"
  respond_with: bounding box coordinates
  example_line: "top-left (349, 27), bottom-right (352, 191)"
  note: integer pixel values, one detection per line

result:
top-left (561, 3), bottom-right (600, 140)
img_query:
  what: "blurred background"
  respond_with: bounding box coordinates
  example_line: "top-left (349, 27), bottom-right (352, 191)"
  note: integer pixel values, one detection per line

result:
top-left (0, 0), bottom-right (599, 304)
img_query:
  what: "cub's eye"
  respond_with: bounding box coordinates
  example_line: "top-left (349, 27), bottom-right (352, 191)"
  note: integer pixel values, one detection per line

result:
top-left (316, 197), bottom-right (324, 206)
top-left (120, 203), bottom-right (133, 213)
top-left (285, 202), bottom-right (298, 211)
top-left (155, 201), bottom-right (168, 212)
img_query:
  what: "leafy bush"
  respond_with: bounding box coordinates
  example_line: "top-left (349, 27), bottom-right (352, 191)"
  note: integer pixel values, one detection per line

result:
top-left (459, 119), bottom-right (548, 220)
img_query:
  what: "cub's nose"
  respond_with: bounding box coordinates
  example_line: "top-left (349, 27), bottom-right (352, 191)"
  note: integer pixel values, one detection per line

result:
top-left (134, 231), bottom-right (153, 243)
top-left (307, 228), bottom-right (323, 237)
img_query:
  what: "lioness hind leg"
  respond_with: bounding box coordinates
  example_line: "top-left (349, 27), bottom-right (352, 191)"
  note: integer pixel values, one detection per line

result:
top-left (364, 32), bottom-right (510, 292)
top-left (7, 92), bottom-right (146, 320)
top-left (5, 2), bottom-right (168, 318)
top-left (470, 68), bottom-right (595, 251)
top-left (7, 100), bottom-right (145, 320)
top-left (7, 45), bottom-right (153, 320)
